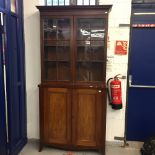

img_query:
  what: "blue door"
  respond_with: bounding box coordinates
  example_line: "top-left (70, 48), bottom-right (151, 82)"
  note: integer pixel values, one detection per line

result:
top-left (0, 13), bottom-right (7, 155)
top-left (0, 0), bottom-right (27, 154)
top-left (127, 4), bottom-right (155, 141)
top-left (5, 0), bottom-right (27, 154)
top-left (0, 0), bottom-right (5, 9)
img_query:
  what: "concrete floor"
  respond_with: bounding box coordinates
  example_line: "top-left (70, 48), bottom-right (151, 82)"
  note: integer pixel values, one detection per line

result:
top-left (20, 141), bottom-right (141, 155)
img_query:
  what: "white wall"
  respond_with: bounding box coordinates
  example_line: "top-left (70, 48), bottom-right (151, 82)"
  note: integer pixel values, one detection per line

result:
top-left (24, 0), bottom-right (131, 141)
top-left (24, 0), bottom-right (41, 139)
top-left (100, 0), bottom-right (132, 141)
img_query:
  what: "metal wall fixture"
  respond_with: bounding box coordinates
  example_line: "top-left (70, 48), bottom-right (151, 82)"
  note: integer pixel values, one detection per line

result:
top-left (132, 0), bottom-right (155, 3)
top-left (129, 75), bottom-right (155, 88)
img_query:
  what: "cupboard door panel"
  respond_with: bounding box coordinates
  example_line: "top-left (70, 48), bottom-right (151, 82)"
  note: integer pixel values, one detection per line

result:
top-left (43, 88), bottom-right (71, 145)
top-left (73, 89), bottom-right (103, 148)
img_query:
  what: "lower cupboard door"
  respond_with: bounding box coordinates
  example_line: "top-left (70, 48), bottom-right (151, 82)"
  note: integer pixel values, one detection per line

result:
top-left (72, 89), bottom-right (105, 149)
top-left (43, 88), bottom-right (72, 145)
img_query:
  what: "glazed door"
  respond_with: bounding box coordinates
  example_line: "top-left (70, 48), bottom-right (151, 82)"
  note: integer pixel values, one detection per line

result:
top-left (0, 12), bottom-right (7, 155)
top-left (127, 6), bottom-right (155, 141)
top-left (74, 17), bottom-right (106, 83)
top-left (42, 17), bottom-right (73, 82)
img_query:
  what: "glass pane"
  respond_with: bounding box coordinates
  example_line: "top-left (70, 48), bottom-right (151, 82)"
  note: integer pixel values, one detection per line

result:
top-left (57, 19), bottom-right (70, 40)
top-left (44, 19), bottom-right (57, 40)
top-left (47, 0), bottom-right (52, 5)
top-left (11, 0), bottom-right (16, 13)
top-left (58, 62), bottom-right (70, 80)
top-left (45, 62), bottom-right (70, 81)
top-left (91, 19), bottom-right (105, 27)
top-left (45, 46), bottom-right (57, 60)
top-left (91, 63), bottom-right (104, 81)
top-left (58, 29), bottom-right (70, 40)
top-left (91, 20), bottom-right (105, 40)
top-left (77, 19), bottom-right (105, 41)
top-left (77, 0), bottom-right (83, 5)
top-left (77, 62), bottom-right (104, 81)
top-left (59, 0), bottom-right (64, 5)
top-left (77, 45), bottom-right (104, 61)
top-left (65, 0), bottom-right (70, 5)
top-left (90, 0), bottom-right (95, 5)
top-left (45, 62), bottom-right (57, 80)
top-left (77, 29), bottom-right (90, 40)
top-left (53, 0), bottom-right (58, 5)
top-left (91, 29), bottom-right (105, 40)
top-left (91, 40), bottom-right (104, 46)
top-left (57, 46), bottom-right (70, 60)
top-left (91, 46), bottom-right (104, 61)
top-left (77, 62), bottom-right (90, 81)
top-left (44, 19), bottom-right (70, 41)
top-left (84, 0), bottom-right (89, 5)
top-left (76, 18), bottom-right (105, 82)
top-left (77, 46), bottom-right (91, 61)
top-left (78, 19), bottom-right (91, 29)
top-left (57, 19), bottom-right (70, 28)
top-left (77, 19), bottom-right (91, 40)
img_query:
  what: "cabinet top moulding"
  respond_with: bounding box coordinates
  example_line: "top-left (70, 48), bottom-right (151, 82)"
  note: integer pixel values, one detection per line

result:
top-left (36, 5), bottom-right (112, 16)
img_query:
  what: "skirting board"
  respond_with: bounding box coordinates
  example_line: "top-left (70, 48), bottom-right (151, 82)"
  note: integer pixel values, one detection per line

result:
top-left (28, 139), bottom-right (143, 149)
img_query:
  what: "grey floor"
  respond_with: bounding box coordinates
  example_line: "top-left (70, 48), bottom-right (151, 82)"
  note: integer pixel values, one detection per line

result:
top-left (20, 141), bottom-right (141, 155)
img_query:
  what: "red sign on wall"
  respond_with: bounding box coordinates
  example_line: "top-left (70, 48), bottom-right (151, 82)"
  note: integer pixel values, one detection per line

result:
top-left (115, 40), bottom-right (128, 55)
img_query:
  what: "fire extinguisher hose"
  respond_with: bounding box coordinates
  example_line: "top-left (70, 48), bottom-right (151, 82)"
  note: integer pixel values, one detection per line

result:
top-left (106, 78), bottom-right (113, 105)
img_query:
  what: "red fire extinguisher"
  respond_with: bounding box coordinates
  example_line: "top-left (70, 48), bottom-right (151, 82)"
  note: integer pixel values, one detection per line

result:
top-left (107, 74), bottom-right (122, 110)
